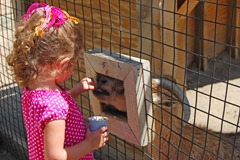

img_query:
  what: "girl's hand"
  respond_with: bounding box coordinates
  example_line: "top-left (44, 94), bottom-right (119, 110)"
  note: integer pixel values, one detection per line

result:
top-left (85, 126), bottom-right (109, 150)
top-left (79, 77), bottom-right (97, 92)
top-left (69, 77), bottom-right (96, 100)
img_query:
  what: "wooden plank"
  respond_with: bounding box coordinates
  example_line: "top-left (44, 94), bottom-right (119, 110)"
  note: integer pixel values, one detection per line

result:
top-left (123, 69), bottom-right (141, 144)
top-left (201, 0), bottom-right (230, 70)
top-left (136, 0), bottom-right (162, 74)
top-left (159, 0), bottom-right (196, 87)
top-left (102, 112), bottom-right (140, 145)
top-left (177, 0), bottom-right (199, 17)
top-left (176, 0), bottom-right (198, 74)
top-left (84, 54), bottom-right (102, 114)
top-left (84, 52), bottom-right (130, 81)
top-left (234, 0), bottom-right (240, 58)
top-left (176, 13), bottom-right (196, 70)
top-left (159, 0), bottom-right (176, 81)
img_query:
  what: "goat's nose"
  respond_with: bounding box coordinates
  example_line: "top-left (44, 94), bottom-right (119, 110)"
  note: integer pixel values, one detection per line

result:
top-left (99, 76), bottom-right (108, 85)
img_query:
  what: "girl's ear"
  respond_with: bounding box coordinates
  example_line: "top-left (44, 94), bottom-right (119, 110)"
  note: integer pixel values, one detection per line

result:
top-left (58, 57), bottom-right (71, 72)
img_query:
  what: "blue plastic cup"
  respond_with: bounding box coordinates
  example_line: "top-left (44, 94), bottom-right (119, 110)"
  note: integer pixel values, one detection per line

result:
top-left (88, 116), bottom-right (108, 132)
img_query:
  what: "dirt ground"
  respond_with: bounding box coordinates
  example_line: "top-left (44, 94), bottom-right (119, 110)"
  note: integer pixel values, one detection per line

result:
top-left (186, 51), bottom-right (240, 133)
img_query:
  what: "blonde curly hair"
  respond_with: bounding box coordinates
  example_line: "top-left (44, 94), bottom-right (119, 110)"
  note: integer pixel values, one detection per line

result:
top-left (7, 9), bottom-right (83, 87)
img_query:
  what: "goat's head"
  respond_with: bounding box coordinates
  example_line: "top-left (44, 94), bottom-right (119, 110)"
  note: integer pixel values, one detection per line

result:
top-left (152, 77), bottom-right (190, 126)
top-left (149, 76), bottom-right (191, 160)
top-left (93, 74), bottom-right (127, 112)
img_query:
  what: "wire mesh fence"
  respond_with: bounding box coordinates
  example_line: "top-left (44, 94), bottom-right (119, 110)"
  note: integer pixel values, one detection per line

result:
top-left (0, 0), bottom-right (240, 159)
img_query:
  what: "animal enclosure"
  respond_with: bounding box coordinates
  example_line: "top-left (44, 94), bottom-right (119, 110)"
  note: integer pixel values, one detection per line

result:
top-left (0, 0), bottom-right (240, 160)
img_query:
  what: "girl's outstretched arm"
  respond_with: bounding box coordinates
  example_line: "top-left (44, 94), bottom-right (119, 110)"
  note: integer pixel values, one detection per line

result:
top-left (44, 120), bottom-right (108, 160)
top-left (69, 77), bottom-right (96, 100)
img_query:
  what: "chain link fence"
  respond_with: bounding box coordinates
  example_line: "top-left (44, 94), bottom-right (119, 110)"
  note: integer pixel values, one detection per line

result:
top-left (0, 0), bottom-right (240, 159)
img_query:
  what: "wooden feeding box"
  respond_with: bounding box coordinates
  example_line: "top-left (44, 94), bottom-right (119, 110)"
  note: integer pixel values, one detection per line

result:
top-left (84, 49), bottom-right (152, 146)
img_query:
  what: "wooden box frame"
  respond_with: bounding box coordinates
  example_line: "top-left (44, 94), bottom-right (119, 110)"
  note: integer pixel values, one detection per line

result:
top-left (84, 49), bottom-right (152, 146)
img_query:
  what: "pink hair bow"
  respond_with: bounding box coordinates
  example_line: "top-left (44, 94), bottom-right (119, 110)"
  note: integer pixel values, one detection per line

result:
top-left (24, 2), bottom-right (80, 36)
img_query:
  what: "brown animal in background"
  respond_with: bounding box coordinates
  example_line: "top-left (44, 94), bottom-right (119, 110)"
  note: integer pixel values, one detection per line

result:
top-left (93, 74), bottom-right (240, 159)
top-left (150, 76), bottom-right (240, 160)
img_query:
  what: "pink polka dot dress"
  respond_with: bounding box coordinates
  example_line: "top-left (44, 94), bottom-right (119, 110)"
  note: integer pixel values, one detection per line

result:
top-left (22, 87), bottom-right (94, 160)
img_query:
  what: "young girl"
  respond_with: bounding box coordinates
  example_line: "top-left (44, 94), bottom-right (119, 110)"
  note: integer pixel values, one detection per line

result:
top-left (7, 2), bottom-right (108, 160)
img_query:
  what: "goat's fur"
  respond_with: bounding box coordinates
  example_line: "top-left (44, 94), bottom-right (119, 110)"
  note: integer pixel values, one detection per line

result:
top-left (93, 74), bottom-right (126, 112)
top-left (93, 74), bottom-right (240, 159)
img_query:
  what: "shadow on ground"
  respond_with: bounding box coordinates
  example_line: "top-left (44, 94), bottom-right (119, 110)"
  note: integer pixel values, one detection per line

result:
top-left (0, 83), bottom-right (28, 160)
top-left (187, 51), bottom-right (240, 89)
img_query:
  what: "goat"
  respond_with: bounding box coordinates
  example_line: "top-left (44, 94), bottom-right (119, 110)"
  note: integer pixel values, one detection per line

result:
top-left (93, 74), bottom-right (240, 160)
top-left (93, 74), bottom-right (127, 113)
top-left (150, 77), bottom-right (240, 160)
